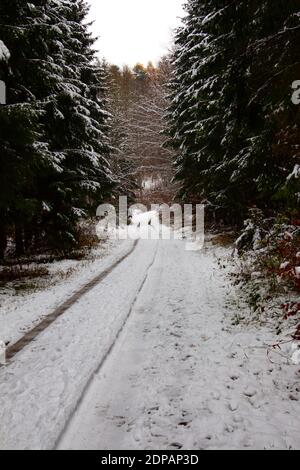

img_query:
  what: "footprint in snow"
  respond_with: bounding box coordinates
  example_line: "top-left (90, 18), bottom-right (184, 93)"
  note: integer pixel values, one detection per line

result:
top-left (178, 420), bottom-right (191, 428)
top-left (168, 442), bottom-right (183, 450)
top-left (228, 401), bottom-right (239, 412)
top-left (230, 374), bottom-right (240, 381)
top-left (211, 391), bottom-right (221, 400)
top-left (182, 355), bottom-right (192, 361)
top-left (243, 388), bottom-right (257, 398)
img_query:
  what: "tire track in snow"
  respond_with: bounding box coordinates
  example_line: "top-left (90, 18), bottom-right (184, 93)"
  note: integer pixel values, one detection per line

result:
top-left (55, 240), bottom-right (159, 449)
top-left (5, 240), bottom-right (139, 363)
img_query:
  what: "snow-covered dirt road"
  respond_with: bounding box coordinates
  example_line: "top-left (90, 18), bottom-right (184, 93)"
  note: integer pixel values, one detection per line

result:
top-left (58, 239), bottom-right (300, 451)
top-left (1, 237), bottom-right (300, 450)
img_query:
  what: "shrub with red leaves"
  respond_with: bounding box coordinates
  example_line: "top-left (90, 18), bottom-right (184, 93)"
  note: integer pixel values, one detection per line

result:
top-left (294, 325), bottom-right (300, 341)
top-left (236, 210), bottom-right (300, 340)
top-left (282, 302), bottom-right (300, 320)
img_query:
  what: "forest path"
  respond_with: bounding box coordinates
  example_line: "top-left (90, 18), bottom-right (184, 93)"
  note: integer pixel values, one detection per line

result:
top-left (5, 240), bottom-right (138, 363)
top-left (0, 238), bottom-right (158, 449)
top-left (57, 239), bottom-right (300, 451)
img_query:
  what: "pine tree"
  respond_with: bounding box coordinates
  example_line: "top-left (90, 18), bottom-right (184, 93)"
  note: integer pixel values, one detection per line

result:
top-left (0, 1), bottom-right (49, 256)
top-left (36, 0), bottom-right (114, 250)
top-left (243, 0), bottom-right (300, 213)
top-left (166, 0), bottom-right (300, 224)
top-left (166, 0), bottom-right (252, 221)
top-left (0, 0), bottom-right (114, 255)
top-left (166, 0), bottom-right (204, 202)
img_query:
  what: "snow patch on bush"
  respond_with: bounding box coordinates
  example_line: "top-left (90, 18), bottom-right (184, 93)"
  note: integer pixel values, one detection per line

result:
top-left (0, 40), bottom-right (10, 62)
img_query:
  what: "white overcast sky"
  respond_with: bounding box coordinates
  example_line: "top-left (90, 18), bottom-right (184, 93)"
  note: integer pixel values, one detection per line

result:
top-left (87, 0), bottom-right (186, 66)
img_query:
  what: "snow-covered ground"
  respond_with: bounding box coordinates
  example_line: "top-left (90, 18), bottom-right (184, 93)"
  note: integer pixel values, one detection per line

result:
top-left (0, 238), bottom-right (133, 346)
top-left (0, 231), bottom-right (299, 450)
top-left (57, 239), bottom-right (300, 450)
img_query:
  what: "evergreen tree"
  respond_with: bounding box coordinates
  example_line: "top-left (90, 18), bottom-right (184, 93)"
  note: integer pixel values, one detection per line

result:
top-left (38, 0), bottom-right (113, 250)
top-left (0, 0), bottom-right (113, 255)
top-left (0, 1), bottom-right (48, 256)
top-left (244, 0), bottom-right (300, 213)
top-left (166, 0), bottom-right (300, 223)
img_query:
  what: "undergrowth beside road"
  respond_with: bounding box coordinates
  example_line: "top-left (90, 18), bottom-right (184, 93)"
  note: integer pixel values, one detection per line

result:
top-left (0, 265), bottom-right (49, 284)
top-left (227, 209), bottom-right (300, 345)
top-left (0, 222), bottom-right (103, 292)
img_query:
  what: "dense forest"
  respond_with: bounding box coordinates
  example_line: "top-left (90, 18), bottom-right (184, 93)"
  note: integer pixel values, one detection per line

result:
top-left (167, 0), bottom-right (299, 224)
top-left (0, 1), bottom-right (175, 259)
top-left (106, 60), bottom-right (176, 205)
top-left (0, 0), bottom-right (300, 451)
top-left (0, 0), bottom-right (299, 286)
top-left (0, 0), bottom-right (114, 257)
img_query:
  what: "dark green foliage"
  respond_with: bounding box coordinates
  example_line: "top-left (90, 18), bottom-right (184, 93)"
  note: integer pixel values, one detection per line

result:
top-left (166, 0), bottom-right (300, 224)
top-left (0, 0), bottom-right (113, 256)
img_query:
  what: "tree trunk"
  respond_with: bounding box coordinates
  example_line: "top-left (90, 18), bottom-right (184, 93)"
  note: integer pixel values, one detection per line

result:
top-left (15, 224), bottom-right (25, 257)
top-left (0, 225), bottom-right (7, 261)
top-left (24, 224), bottom-right (33, 252)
